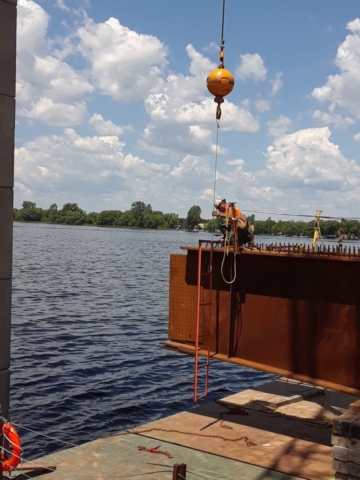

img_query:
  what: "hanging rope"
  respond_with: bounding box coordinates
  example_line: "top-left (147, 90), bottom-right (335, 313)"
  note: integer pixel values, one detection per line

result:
top-left (220, 207), bottom-right (237, 284)
top-left (211, 84), bottom-right (238, 285)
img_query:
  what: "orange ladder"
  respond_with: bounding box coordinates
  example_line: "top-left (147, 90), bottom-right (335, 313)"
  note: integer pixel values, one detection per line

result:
top-left (193, 239), bottom-right (217, 402)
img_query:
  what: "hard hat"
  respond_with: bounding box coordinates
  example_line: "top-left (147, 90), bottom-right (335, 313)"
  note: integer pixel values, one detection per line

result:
top-left (214, 198), bottom-right (226, 208)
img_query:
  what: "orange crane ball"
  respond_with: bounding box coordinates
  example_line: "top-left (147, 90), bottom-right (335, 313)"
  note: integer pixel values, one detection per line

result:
top-left (206, 68), bottom-right (234, 97)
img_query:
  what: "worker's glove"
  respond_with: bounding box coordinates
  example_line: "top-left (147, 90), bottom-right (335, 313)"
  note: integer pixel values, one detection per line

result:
top-left (212, 211), bottom-right (219, 217)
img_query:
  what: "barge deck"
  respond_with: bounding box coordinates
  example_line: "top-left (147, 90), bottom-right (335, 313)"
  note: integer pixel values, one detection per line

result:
top-left (18, 378), bottom-right (358, 480)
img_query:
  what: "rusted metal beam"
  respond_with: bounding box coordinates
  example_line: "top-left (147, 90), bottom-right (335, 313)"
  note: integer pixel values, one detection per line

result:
top-left (168, 244), bottom-right (360, 397)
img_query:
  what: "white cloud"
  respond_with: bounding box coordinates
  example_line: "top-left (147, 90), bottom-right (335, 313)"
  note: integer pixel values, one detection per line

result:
top-left (347, 18), bottom-right (360, 33)
top-left (235, 53), bottom-right (267, 82)
top-left (17, 0), bottom-right (48, 55)
top-left (247, 186), bottom-right (284, 201)
top-left (187, 44), bottom-right (215, 84)
top-left (312, 110), bottom-right (355, 129)
top-left (20, 98), bottom-right (87, 126)
top-left (214, 160), bottom-right (257, 190)
top-left (271, 72), bottom-right (283, 95)
top-left (220, 102), bottom-right (259, 132)
top-left (15, 129), bottom-right (171, 207)
top-left (77, 17), bottom-right (168, 102)
top-left (14, 129), bottom-right (233, 215)
top-left (171, 155), bottom-right (212, 188)
top-left (89, 114), bottom-right (134, 136)
top-left (140, 96), bottom-right (258, 155)
top-left (202, 42), bottom-right (219, 54)
top-left (38, 166), bottom-right (50, 177)
top-left (140, 121), bottom-right (217, 156)
top-left (227, 159), bottom-right (245, 167)
top-left (267, 115), bottom-right (292, 138)
top-left (140, 45), bottom-right (259, 156)
top-left (312, 18), bottom-right (360, 118)
top-left (15, 180), bottom-right (32, 198)
top-left (354, 132), bottom-right (360, 142)
top-left (265, 127), bottom-right (360, 191)
top-left (254, 99), bottom-right (271, 112)
top-left (17, 0), bottom-right (93, 125)
top-left (56, 0), bottom-right (70, 12)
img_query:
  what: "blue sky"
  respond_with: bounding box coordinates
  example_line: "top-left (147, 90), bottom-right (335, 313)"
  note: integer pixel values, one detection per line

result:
top-left (14, 0), bottom-right (360, 219)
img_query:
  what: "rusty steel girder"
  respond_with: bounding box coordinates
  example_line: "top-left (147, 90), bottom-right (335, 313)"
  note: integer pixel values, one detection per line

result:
top-left (165, 245), bottom-right (360, 396)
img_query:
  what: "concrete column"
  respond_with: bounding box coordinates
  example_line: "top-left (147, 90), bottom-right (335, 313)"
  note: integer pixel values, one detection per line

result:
top-left (0, 0), bottom-right (17, 419)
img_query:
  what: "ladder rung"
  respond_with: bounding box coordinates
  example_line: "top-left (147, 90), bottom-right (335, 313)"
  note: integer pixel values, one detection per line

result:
top-left (199, 302), bottom-right (211, 307)
top-left (196, 364), bottom-right (209, 370)
top-left (196, 392), bottom-right (208, 401)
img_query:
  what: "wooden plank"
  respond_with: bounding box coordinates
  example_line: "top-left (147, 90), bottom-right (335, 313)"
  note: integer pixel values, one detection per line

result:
top-left (131, 396), bottom-right (334, 480)
top-left (349, 399), bottom-right (360, 413)
top-left (15, 464), bottom-right (56, 471)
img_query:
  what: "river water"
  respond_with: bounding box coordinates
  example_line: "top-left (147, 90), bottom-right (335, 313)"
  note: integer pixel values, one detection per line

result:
top-left (10, 223), bottom-right (328, 461)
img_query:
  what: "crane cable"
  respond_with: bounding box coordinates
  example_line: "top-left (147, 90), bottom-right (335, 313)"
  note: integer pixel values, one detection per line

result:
top-left (217, 0), bottom-right (226, 122)
top-left (211, 0), bottom-right (227, 210)
top-left (220, 0), bottom-right (226, 63)
top-left (209, 0), bottom-right (237, 284)
top-left (211, 0), bottom-right (227, 240)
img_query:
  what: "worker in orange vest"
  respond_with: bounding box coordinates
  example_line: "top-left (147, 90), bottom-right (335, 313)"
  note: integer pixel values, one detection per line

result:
top-left (212, 198), bottom-right (253, 246)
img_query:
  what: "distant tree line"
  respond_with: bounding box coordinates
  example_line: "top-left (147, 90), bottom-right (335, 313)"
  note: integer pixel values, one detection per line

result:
top-left (248, 216), bottom-right (360, 239)
top-left (13, 201), bottom-right (360, 237)
top-left (13, 201), bottom-right (182, 229)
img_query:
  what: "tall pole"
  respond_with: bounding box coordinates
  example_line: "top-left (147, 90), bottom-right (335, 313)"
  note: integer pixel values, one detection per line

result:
top-left (0, 0), bottom-right (17, 420)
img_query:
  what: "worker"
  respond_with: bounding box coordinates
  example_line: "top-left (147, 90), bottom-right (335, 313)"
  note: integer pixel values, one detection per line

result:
top-left (338, 218), bottom-right (346, 246)
top-left (212, 198), bottom-right (254, 246)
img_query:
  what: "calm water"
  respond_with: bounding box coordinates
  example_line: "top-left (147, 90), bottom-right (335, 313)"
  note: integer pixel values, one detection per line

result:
top-left (10, 224), bottom-right (286, 460)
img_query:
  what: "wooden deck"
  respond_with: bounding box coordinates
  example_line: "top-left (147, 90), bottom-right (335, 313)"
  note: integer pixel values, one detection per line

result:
top-left (16, 378), bottom-right (357, 480)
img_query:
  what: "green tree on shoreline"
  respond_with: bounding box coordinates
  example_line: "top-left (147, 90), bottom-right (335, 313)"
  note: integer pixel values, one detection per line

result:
top-left (13, 201), bottom-right (360, 238)
top-left (13, 200), bottom-right (181, 230)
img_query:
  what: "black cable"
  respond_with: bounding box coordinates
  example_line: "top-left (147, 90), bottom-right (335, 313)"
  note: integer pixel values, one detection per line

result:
top-left (220, 0), bottom-right (226, 49)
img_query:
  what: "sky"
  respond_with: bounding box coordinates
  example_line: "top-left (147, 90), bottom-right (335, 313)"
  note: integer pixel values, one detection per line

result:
top-left (14, 0), bottom-right (360, 219)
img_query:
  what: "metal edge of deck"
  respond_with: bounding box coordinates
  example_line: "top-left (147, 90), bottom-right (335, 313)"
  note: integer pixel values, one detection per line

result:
top-left (180, 244), bottom-right (360, 261)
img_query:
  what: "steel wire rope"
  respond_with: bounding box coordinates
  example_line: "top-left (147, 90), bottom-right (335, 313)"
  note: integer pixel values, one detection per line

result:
top-left (1, 432), bottom-right (23, 460)
top-left (220, 0), bottom-right (226, 48)
top-left (210, 0), bottom-right (225, 254)
top-left (0, 441), bottom-right (173, 480)
top-left (1, 442), bottom-right (173, 476)
top-left (0, 419), bottom-right (174, 477)
top-left (284, 378), bottom-right (321, 394)
top-left (1, 418), bottom-right (78, 449)
top-left (242, 209), bottom-right (360, 222)
top-left (6, 469), bottom-right (173, 479)
top-left (209, 0), bottom-right (224, 256)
